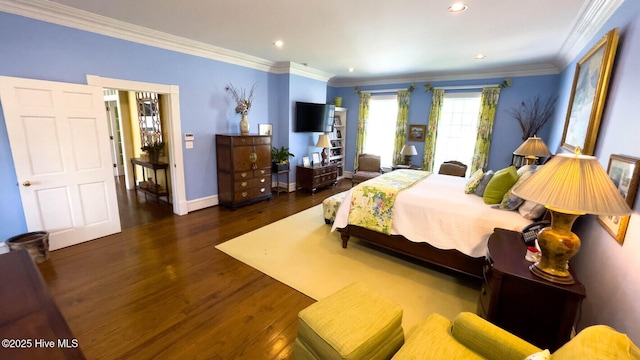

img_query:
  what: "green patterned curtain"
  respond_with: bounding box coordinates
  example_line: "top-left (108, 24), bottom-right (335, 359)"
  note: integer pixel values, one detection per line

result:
top-left (470, 87), bottom-right (501, 173)
top-left (354, 92), bottom-right (371, 169)
top-left (392, 90), bottom-right (411, 165)
top-left (422, 89), bottom-right (444, 171)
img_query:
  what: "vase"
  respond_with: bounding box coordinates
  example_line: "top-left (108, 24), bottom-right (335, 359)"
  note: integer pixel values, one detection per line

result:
top-left (147, 151), bottom-right (160, 163)
top-left (240, 113), bottom-right (250, 135)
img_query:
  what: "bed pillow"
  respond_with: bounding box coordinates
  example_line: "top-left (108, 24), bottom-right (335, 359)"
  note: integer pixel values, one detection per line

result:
top-left (464, 169), bottom-right (484, 194)
top-left (519, 200), bottom-right (547, 220)
top-left (500, 167), bottom-right (538, 210)
top-left (474, 170), bottom-right (494, 196)
top-left (483, 166), bottom-right (519, 204)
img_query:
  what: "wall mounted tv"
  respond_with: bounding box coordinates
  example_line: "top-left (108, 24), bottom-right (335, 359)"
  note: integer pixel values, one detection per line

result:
top-left (295, 102), bottom-right (335, 132)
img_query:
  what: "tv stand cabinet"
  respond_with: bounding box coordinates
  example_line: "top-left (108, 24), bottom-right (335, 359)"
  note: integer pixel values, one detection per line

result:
top-left (296, 164), bottom-right (337, 193)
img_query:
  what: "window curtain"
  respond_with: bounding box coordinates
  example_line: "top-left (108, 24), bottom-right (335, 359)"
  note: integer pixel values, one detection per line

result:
top-left (470, 87), bottom-right (501, 173)
top-left (422, 89), bottom-right (444, 171)
top-left (354, 92), bottom-right (371, 169)
top-left (392, 90), bottom-right (411, 165)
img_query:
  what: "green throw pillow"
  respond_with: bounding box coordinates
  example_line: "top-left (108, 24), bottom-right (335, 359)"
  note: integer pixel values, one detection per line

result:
top-left (483, 166), bottom-right (519, 204)
top-left (464, 169), bottom-right (484, 194)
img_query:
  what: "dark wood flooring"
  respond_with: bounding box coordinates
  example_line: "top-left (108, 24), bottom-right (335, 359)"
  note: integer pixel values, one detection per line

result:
top-left (37, 179), bottom-right (353, 359)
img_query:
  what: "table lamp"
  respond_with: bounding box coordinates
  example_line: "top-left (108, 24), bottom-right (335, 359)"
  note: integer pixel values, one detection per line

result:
top-left (400, 145), bottom-right (417, 165)
top-left (511, 148), bottom-right (632, 284)
top-left (316, 134), bottom-right (332, 166)
top-left (513, 135), bottom-right (552, 166)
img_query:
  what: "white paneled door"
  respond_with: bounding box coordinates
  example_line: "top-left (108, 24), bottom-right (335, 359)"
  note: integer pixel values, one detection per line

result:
top-left (0, 76), bottom-right (121, 250)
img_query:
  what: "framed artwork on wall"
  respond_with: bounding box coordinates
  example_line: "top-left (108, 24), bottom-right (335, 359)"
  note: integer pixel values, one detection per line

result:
top-left (597, 154), bottom-right (640, 244)
top-left (560, 28), bottom-right (619, 155)
top-left (408, 124), bottom-right (426, 142)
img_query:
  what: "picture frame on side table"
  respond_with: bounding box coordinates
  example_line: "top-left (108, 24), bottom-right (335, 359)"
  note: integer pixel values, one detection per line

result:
top-left (258, 123), bottom-right (273, 136)
top-left (560, 28), bottom-right (619, 155)
top-left (311, 152), bottom-right (321, 166)
top-left (597, 154), bottom-right (640, 244)
top-left (408, 124), bottom-right (426, 142)
top-left (302, 156), bottom-right (310, 167)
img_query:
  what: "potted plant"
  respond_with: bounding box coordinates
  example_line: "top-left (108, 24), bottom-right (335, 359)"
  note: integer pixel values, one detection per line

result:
top-left (272, 146), bottom-right (294, 171)
top-left (141, 140), bottom-right (165, 163)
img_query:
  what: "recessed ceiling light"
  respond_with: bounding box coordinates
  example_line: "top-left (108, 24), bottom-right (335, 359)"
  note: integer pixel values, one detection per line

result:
top-left (348, 67), bottom-right (355, 72)
top-left (273, 40), bottom-right (284, 48)
top-left (475, 54), bottom-right (486, 60)
top-left (449, 3), bottom-right (468, 13)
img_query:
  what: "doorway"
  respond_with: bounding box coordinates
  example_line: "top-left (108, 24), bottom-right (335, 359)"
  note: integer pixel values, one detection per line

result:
top-left (87, 75), bottom-right (188, 217)
top-left (103, 88), bottom-right (175, 229)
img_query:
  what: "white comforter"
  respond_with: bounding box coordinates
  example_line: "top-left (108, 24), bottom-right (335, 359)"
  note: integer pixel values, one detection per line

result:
top-left (331, 173), bottom-right (532, 258)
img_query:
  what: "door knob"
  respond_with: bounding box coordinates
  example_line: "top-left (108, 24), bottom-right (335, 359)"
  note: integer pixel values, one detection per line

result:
top-left (22, 180), bottom-right (31, 187)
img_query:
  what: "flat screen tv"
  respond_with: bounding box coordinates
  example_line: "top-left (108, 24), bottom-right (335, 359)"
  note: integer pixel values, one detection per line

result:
top-left (295, 102), bottom-right (335, 132)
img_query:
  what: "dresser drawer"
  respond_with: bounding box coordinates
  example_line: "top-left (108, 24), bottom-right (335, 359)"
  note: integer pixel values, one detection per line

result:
top-left (235, 176), bottom-right (269, 189)
top-left (233, 186), bottom-right (271, 201)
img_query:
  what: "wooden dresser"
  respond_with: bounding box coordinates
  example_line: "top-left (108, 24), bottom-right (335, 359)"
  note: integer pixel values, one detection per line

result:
top-left (296, 164), bottom-right (338, 193)
top-left (216, 134), bottom-right (272, 209)
top-left (0, 250), bottom-right (86, 359)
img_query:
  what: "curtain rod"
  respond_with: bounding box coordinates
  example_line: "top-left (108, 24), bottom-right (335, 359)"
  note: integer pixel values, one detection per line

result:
top-left (362, 88), bottom-right (407, 94)
top-left (435, 84), bottom-right (499, 90)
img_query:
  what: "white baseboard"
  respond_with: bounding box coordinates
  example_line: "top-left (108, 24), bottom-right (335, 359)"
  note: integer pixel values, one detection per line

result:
top-left (187, 195), bottom-right (218, 212)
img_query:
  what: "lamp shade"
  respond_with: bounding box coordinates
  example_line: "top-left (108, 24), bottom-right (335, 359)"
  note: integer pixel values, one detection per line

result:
top-left (315, 134), bottom-right (331, 148)
top-left (401, 145), bottom-right (417, 156)
top-left (511, 151), bottom-right (632, 216)
top-left (513, 136), bottom-right (552, 157)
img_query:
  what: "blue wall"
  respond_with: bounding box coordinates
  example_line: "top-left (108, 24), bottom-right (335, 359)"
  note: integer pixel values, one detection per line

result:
top-left (545, 0), bottom-right (640, 342)
top-left (329, 75), bottom-right (560, 172)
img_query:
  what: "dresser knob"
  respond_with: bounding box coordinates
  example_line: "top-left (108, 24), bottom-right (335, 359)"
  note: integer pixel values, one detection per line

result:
top-left (241, 182), bottom-right (247, 187)
top-left (241, 172), bottom-right (247, 178)
top-left (260, 178), bottom-right (265, 183)
top-left (260, 188), bottom-right (265, 193)
top-left (260, 170), bottom-right (265, 174)
top-left (241, 192), bottom-right (248, 197)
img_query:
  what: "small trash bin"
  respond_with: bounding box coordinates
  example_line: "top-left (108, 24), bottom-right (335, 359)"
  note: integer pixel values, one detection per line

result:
top-left (6, 231), bottom-right (50, 264)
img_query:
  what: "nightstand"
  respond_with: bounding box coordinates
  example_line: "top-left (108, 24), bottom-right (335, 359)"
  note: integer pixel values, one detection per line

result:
top-left (477, 228), bottom-right (586, 351)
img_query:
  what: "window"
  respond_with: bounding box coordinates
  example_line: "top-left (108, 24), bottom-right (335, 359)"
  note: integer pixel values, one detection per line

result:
top-left (364, 95), bottom-right (398, 167)
top-left (433, 92), bottom-right (481, 176)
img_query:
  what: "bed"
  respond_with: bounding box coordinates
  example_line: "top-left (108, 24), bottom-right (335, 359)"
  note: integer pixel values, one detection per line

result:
top-left (331, 170), bottom-right (533, 278)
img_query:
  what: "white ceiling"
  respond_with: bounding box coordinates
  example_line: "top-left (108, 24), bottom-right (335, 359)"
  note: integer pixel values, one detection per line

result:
top-left (3, 0), bottom-right (623, 85)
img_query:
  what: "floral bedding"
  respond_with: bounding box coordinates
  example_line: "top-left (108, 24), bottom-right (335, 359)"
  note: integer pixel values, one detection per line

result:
top-left (347, 170), bottom-right (430, 234)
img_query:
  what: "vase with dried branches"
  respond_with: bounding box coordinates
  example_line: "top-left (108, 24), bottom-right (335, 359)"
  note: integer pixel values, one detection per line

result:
top-left (226, 83), bottom-right (257, 135)
top-left (507, 95), bottom-right (558, 140)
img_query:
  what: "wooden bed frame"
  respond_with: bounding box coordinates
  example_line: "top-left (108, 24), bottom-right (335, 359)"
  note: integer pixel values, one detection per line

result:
top-left (337, 224), bottom-right (485, 279)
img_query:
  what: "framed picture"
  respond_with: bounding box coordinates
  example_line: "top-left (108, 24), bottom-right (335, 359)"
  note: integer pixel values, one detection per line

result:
top-left (560, 28), bottom-right (619, 155)
top-left (311, 152), bottom-right (321, 166)
top-left (302, 156), bottom-right (310, 167)
top-left (408, 124), bottom-right (426, 142)
top-left (258, 123), bottom-right (272, 136)
top-left (597, 154), bottom-right (640, 244)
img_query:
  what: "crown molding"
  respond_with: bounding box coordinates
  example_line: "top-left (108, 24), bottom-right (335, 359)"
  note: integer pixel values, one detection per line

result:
top-left (555, 0), bottom-right (624, 69)
top-left (270, 62), bottom-right (333, 82)
top-left (0, 0), bottom-right (332, 81)
top-left (328, 63), bottom-right (560, 88)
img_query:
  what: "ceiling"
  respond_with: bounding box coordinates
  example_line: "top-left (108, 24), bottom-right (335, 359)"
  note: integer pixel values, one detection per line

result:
top-left (5, 0), bottom-right (622, 85)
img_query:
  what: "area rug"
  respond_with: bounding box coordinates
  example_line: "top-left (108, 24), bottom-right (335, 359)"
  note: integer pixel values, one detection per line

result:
top-left (215, 204), bottom-right (480, 333)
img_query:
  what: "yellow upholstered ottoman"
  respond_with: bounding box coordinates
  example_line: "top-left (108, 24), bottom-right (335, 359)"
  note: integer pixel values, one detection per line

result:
top-left (295, 282), bottom-right (404, 360)
top-left (323, 191), bottom-right (348, 224)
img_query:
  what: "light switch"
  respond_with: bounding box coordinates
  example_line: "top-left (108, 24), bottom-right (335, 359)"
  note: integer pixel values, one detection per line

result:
top-left (185, 141), bottom-right (193, 149)
top-left (184, 133), bottom-right (194, 141)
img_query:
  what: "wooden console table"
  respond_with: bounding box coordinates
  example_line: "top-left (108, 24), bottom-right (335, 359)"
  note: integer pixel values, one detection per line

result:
top-left (131, 158), bottom-right (170, 203)
top-left (0, 250), bottom-right (86, 359)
